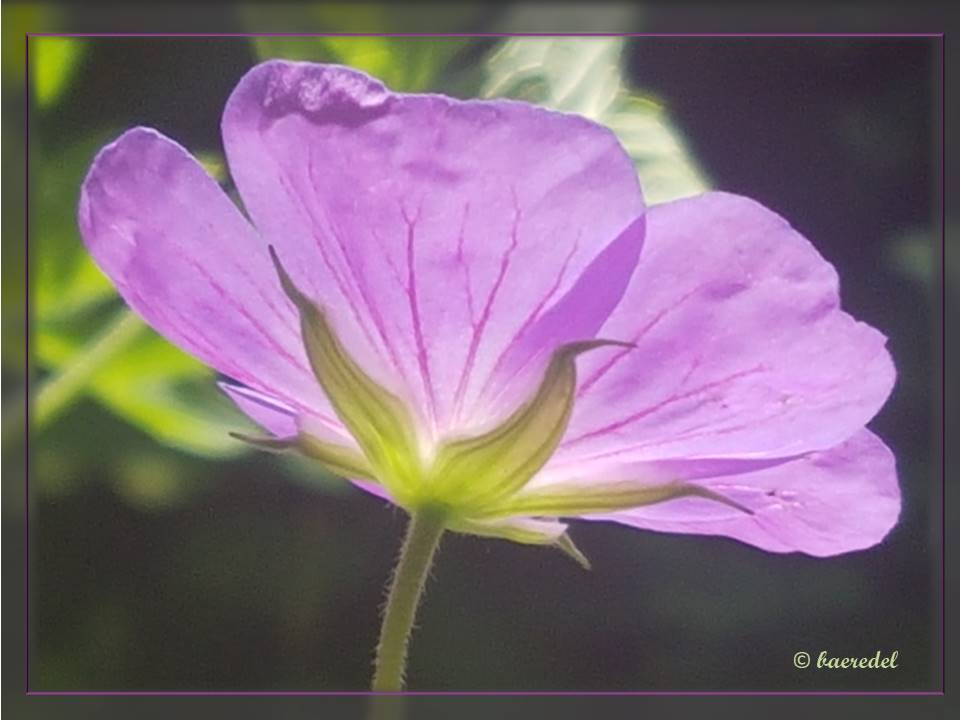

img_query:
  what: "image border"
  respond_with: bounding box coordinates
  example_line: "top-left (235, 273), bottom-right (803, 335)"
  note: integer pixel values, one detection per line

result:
top-left (12, 26), bottom-right (947, 708)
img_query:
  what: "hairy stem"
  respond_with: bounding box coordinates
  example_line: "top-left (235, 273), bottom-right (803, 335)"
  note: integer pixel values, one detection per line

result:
top-left (372, 507), bottom-right (446, 691)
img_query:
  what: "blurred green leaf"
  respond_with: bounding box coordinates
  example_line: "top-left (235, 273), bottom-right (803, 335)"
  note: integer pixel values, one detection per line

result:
top-left (887, 223), bottom-right (956, 306)
top-left (3, 20), bottom-right (89, 377)
top-left (887, 228), bottom-right (935, 288)
top-left (33, 135), bottom-right (116, 321)
top-left (2, 128), bottom-right (26, 373)
top-left (112, 449), bottom-right (209, 510)
top-left (606, 95), bottom-right (710, 206)
top-left (3, 4), bottom-right (64, 87)
top-left (254, 37), bottom-right (464, 91)
top-left (252, 36), bottom-right (467, 93)
top-left (243, 2), bottom-right (488, 35)
top-left (243, 3), bottom-right (479, 92)
top-left (35, 308), bottom-right (248, 457)
top-left (91, 366), bottom-right (245, 458)
top-left (482, 38), bottom-right (709, 205)
top-left (195, 150), bottom-right (228, 184)
top-left (31, 36), bottom-right (87, 108)
top-left (30, 135), bottom-right (247, 457)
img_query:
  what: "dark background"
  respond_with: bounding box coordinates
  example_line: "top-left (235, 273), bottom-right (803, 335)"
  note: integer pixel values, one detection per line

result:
top-left (8, 22), bottom-right (941, 697)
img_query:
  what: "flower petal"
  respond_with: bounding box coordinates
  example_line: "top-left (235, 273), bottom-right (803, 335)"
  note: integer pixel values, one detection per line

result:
top-left (555, 192), bottom-right (895, 465)
top-left (221, 60), bottom-right (645, 436)
top-left (78, 127), bottom-right (339, 427)
top-left (220, 382), bottom-right (299, 437)
top-left (579, 430), bottom-right (900, 556)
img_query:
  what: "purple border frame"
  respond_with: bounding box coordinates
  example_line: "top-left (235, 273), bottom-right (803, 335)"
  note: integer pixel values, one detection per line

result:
top-left (22, 31), bottom-right (946, 698)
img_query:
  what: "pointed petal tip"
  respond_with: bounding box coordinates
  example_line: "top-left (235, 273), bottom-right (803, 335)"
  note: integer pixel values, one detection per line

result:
top-left (556, 533), bottom-right (592, 570)
top-left (685, 484), bottom-right (755, 516)
top-left (229, 431), bottom-right (295, 452)
top-left (564, 338), bottom-right (635, 357)
top-left (269, 245), bottom-right (329, 320)
top-left (267, 245), bottom-right (295, 297)
top-left (595, 338), bottom-right (637, 350)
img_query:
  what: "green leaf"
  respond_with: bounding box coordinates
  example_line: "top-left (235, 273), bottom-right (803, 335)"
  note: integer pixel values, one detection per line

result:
top-left (35, 308), bottom-right (246, 457)
top-left (606, 95), bottom-right (711, 207)
top-left (244, 4), bottom-right (476, 92)
top-left (195, 150), bottom-right (228, 184)
top-left (253, 36), bottom-right (467, 93)
top-left (3, 4), bottom-right (71, 90)
top-left (90, 368), bottom-right (244, 458)
top-left (31, 36), bottom-right (87, 108)
top-left (482, 37), bottom-right (709, 205)
top-left (33, 135), bottom-right (118, 322)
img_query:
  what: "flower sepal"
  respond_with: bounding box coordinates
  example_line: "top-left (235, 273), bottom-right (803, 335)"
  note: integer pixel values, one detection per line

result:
top-left (229, 431), bottom-right (378, 480)
top-left (270, 247), bottom-right (426, 504)
top-left (473, 479), bottom-right (754, 520)
top-left (449, 515), bottom-right (592, 569)
top-left (425, 339), bottom-right (633, 512)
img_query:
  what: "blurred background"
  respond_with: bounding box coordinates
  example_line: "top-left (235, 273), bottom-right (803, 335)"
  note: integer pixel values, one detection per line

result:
top-left (2, 3), bottom-right (942, 692)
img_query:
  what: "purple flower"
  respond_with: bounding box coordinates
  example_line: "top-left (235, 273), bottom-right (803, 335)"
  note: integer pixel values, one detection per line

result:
top-left (78, 60), bottom-right (899, 560)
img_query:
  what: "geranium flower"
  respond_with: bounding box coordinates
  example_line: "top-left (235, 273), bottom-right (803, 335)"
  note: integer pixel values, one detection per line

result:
top-left (78, 60), bottom-right (899, 689)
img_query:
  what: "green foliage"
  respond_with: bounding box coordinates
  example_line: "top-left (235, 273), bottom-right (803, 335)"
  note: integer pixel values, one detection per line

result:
top-left (253, 35), bottom-right (468, 93)
top-left (31, 36), bottom-right (88, 108)
top-left (244, 3), bottom-right (477, 92)
top-left (33, 135), bottom-right (117, 320)
top-left (887, 227), bottom-right (939, 290)
top-left (1, 23), bottom-right (87, 369)
top-left (37, 311), bottom-right (247, 457)
top-left (1, 12), bottom-right (88, 107)
top-left (482, 37), bottom-right (709, 204)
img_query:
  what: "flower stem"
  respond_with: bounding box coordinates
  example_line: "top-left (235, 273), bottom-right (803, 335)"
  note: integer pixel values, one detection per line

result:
top-left (372, 507), bottom-right (446, 691)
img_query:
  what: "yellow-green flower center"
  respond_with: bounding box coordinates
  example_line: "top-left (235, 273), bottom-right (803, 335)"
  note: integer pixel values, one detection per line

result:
top-left (233, 248), bottom-right (749, 565)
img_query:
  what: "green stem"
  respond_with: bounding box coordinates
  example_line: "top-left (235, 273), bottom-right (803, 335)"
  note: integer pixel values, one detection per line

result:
top-left (33, 310), bottom-right (145, 429)
top-left (372, 507), bottom-right (446, 691)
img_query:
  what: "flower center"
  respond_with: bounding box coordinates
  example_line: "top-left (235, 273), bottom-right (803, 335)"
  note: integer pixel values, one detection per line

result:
top-left (255, 247), bottom-right (750, 531)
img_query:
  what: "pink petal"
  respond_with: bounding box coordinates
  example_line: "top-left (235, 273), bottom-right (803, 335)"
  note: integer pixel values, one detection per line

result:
top-left (221, 60), bottom-right (645, 437)
top-left (555, 192), bottom-right (895, 465)
top-left (578, 430), bottom-right (901, 556)
top-left (78, 128), bottom-right (341, 428)
top-left (219, 382), bottom-right (299, 438)
top-left (350, 479), bottom-right (393, 503)
top-left (220, 381), bottom-right (358, 445)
